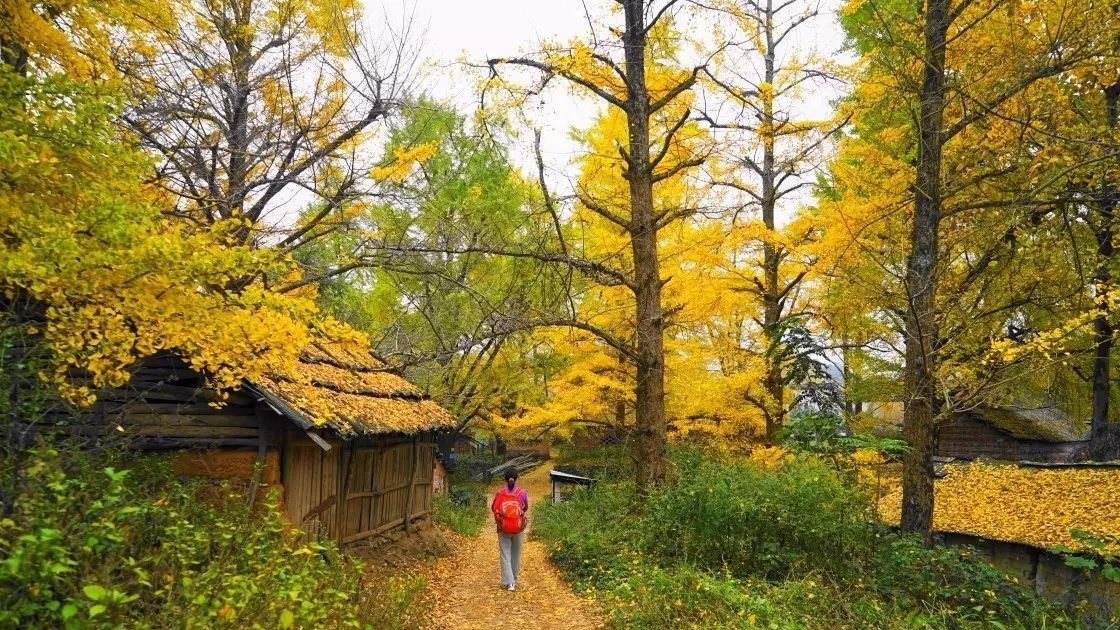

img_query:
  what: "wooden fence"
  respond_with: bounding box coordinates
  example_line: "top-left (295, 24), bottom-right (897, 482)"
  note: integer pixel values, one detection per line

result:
top-left (283, 433), bottom-right (435, 544)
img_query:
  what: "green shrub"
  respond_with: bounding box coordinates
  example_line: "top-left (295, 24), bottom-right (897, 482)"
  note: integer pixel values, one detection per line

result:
top-left (869, 534), bottom-right (1070, 627)
top-left (532, 451), bottom-right (1091, 630)
top-left (433, 485), bottom-right (487, 536)
top-left (0, 447), bottom-right (424, 630)
top-left (554, 444), bottom-right (631, 481)
top-left (641, 452), bottom-right (874, 580)
top-left (532, 482), bottom-right (637, 587)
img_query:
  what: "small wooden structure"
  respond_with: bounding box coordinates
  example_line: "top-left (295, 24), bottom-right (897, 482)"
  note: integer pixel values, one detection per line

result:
top-left (70, 340), bottom-right (454, 543)
top-left (936, 405), bottom-right (1089, 463)
top-left (549, 469), bottom-right (595, 502)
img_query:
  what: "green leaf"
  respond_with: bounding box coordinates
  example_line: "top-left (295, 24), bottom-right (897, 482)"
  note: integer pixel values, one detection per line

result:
top-left (1102, 565), bottom-right (1120, 582)
top-left (1062, 556), bottom-right (1097, 571)
top-left (83, 585), bottom-right (107, 601)
top-left (88, 605), bottom-right (106, 618)
top-left (61, 604), bottom-right (78, 620)
top-left (279, 610), bottom-right (295, 628)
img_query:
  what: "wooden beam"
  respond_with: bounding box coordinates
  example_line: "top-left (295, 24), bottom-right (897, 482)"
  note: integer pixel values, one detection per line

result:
top-left (305, 431), bottom-right (332, 451)
top-left (100, 403), bottom-right (256, 415)
top-left (301, 495), bottom-right (337, 522)
top-left (77, 414), bottom-right (261, 428)
top-left (336, 442), bottom-right (353, 544)
top-left (67, 425), bottom-right (258, 438)
top-left (341, 510), bottom-right (430, 545)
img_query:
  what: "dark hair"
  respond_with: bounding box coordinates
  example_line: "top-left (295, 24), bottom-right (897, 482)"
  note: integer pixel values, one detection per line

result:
top-left (503, 468), bottom-right (518, 481)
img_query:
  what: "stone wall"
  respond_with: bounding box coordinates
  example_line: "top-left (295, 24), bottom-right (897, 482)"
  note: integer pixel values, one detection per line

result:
top-left (941, 532), bottom-right (1120, 621)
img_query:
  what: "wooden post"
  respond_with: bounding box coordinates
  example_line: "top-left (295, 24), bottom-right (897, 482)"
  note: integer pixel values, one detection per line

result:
top-left (336, 442), bottom-right (354, 545)
top-left (334, 442), bottom-right (343, 544)
top-left (403, 436), bottom-right (419, 532)
top-left (246, 406), bottom-right (270, 509)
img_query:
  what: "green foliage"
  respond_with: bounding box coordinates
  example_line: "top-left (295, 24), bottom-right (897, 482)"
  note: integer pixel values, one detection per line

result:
top-left (554, 443), bottom-right (631, 481)
top-left (642, 452), bottom-right (873, 580)
top-left (433, 485), bottom-right (487, 536)
top-left (531, 481), bottom-right (637, 587)
top-left (297, 98), bottom-right (565, 430)
top-left (532, 451), bottom-right (1091, 630)
top-left (1052, 530), bottom-right (1120, 583)
top-left (0, 447), bottom-right (424, 630)
top-left (780, 411), bottom-right (907, 460)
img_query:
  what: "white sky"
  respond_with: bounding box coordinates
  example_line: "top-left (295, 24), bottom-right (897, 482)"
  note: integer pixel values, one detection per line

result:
top-left (374, 0), bottom-right (850, 201)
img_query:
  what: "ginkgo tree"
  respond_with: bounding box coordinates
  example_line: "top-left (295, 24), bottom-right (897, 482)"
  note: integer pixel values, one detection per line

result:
top-left (484, 0), bottom-right (717, 491)
top-left (116, 0), bottom-right (419, 255)
top-left (821, 0), bottom-right (1119, 535)
top-left (696, 0), bottom-right (847, 442)
top-left (0, 2), bottom-right (337, 411)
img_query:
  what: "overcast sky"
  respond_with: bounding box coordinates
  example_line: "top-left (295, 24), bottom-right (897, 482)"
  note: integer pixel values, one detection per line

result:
top-left (374, 0), bottom-right (848, 191)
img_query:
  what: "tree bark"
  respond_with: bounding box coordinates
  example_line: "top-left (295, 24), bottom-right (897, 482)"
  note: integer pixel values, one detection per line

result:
top-left (623, 0), bottom-right (668, 493)
top-left (901, 0), bottom-right (949, 539)
top-left (760, 0), bottom-right (785, 443)
top-left (1090, 81), bottom-right (1120, 460)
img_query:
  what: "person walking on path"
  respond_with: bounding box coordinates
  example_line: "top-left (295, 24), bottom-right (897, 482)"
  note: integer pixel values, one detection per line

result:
top-left (492, 468), bottom-right (529, 591)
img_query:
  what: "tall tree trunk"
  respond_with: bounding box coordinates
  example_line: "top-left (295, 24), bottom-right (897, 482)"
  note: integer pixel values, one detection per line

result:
top-left (901, 0), bottom-right (949, 539)
top-left (623, 0), bottom-right (667, 493)
top-left (760, 0), bottom-right (785, 443)
top-left (1090, 82), bottom-right (1120, 459)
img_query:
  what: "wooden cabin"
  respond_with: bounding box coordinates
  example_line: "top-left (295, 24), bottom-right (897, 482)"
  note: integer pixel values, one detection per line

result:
top-left (936, 405), bottom-right (1089, 463)
top-left (71, 340), bottom-right (454, 543)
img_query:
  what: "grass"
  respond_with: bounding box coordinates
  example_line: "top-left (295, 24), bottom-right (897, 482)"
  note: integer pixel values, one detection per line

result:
top-left (433, 483), bottom-right (489, 536)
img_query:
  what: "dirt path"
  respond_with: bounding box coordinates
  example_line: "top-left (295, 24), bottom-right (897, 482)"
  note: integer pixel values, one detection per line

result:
top-left (423, 464), bottom-right (603, 630)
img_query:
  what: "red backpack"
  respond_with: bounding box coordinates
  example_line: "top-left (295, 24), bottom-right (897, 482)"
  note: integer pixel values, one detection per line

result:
top-left (494, 487), bottom-right (526, 534)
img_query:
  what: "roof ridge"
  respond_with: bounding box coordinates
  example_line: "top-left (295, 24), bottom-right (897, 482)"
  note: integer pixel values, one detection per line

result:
top-left (268, 372), bottom-right (426, 400)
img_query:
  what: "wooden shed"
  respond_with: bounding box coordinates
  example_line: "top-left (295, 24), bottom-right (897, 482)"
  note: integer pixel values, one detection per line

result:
top-left (936, 405), bottom-right (1089, 463)
top-left (71, 340), bottom-right (455, 543)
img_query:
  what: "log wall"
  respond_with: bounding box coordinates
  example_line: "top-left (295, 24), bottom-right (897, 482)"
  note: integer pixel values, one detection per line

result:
top-left (64, 354), bottom-right (284, 450)
top-left (936, 416), bottom-right (1088, 463)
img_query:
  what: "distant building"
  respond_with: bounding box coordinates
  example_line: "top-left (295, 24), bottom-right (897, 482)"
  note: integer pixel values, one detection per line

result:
top-left (936, 405), bottom-right (1089, 463)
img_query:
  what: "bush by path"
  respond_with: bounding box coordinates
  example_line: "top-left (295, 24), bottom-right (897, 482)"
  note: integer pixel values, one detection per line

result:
top-left (433, 484), bottom-right (488, 536)
top-left (0, 446), bottom-right (423, 630)
top-left (532, 451), bottom-right (1097, 630)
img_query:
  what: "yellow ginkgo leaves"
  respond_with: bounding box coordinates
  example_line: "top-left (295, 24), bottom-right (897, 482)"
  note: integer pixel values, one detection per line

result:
top-left (370, 143), bottom-right (439, 183)
top-left (879, 462), bottom-right (1120, 552)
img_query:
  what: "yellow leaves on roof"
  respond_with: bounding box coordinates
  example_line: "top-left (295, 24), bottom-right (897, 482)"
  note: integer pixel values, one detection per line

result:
top-left (254, 375), bottom-right (451, 435)
top-left (301, 339), bottom-right (383, 370)
top-left (253, 336), bottom-right (453, 436)
top-left (878, 462), bottom-right (1120, 552)
top-left (288, 361), bottom-right (420, 398)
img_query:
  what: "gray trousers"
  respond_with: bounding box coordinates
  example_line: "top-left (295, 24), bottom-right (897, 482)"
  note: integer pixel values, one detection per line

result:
top-left (497, 531), bottom-right (523, 586)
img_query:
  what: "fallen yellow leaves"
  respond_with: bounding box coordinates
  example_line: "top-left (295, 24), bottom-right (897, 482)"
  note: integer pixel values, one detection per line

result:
top-left (422, 465), bottom-right (603, 630)
top-left (879, 462), bottom-right (1120, 551)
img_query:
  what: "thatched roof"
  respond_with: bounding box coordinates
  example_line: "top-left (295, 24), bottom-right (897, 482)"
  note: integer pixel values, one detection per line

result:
top-left (967, 405), bottom-right (1087, 443)
top-left (250, 340), bottom-right (453, 437)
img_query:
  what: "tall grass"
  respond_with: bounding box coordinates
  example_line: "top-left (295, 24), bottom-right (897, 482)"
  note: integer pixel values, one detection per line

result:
top-left (433, 485), bottom-right (488, 536)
